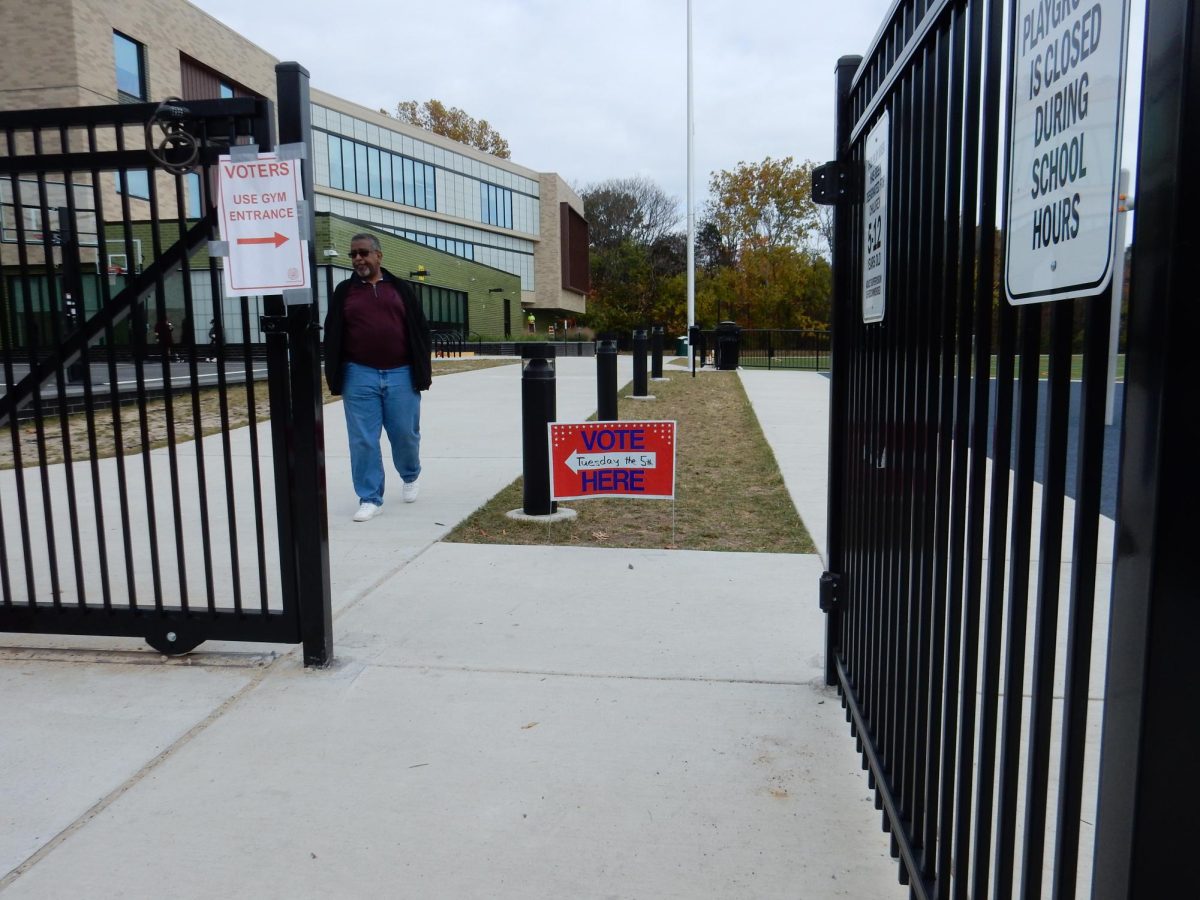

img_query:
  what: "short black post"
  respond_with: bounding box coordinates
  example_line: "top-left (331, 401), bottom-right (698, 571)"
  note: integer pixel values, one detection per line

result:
top-left (632, 328), bottom-right (648, 397)
top-left (650, 324), bottom-right (664, 379)
top-left (596, 334), bottom-right (618, 421)
top-left (521, 344), bottom-right (557, 515)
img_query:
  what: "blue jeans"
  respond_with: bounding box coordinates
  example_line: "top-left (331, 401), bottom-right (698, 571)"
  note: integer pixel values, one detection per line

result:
top-left (342, 362), bottom-right (421, 506)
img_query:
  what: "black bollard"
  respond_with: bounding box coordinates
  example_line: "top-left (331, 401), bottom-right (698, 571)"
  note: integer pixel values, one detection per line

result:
top-left (632, 328), bottom-right (648, 397)
top-left (650, 325), bottom-right (664, 379)
top-left (596, 334), bottom-right (618, 421)
top-left (521, 344), bottom-right (558, 515)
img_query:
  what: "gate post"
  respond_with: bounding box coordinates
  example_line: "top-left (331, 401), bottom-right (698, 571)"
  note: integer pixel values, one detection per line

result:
top-left (819, 54), bottom-right (862, 687)
top-left (276, 62), bottom-right (333, 667)
top-left (1093, 1), bottom-right (1200, 894)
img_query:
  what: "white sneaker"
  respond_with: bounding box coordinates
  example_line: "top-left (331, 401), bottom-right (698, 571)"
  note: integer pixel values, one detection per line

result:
top-left (401, 479), bottom-right (420, 503)
top-left (353, 502), bottom-right (381, 522)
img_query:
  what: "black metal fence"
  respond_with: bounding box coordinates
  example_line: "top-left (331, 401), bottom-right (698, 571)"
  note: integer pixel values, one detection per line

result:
top-left (0, 64), bottom-right (332, 664)
top-left (686, 328), bottom-right (831, 371)
top-left (819, 1), bottom-right (1194, 897)
top-left (732, 329), bottom-right (830, 370)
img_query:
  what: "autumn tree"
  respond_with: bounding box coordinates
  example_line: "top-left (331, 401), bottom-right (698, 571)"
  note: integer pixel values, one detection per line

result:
top-left (707, 156), bottom-right (820, 251)
top-left (390, 100), bottom-right (510, 158)
top-left (701, 157), bottom-right (829, 328)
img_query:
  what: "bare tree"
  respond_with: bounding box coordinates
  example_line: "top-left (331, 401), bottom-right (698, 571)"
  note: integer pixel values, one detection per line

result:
top-left (581, 176), bottom-right (680, 249)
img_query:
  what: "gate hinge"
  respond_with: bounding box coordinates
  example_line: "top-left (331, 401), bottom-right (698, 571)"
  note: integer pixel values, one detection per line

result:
top-left (259, 314), bottom-right (288, 334)
top-left (811, 161), bottom-right (862, 206)
top-left (819, 571), bottom-right (843, 612)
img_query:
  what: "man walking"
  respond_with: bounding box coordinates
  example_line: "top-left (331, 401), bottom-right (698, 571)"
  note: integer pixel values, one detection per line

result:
top-left (324, 233), bottom-right (432, 522)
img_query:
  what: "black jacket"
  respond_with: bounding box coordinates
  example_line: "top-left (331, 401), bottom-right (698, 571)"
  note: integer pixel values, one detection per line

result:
top-left (323, 267), bottom-right (432, 395)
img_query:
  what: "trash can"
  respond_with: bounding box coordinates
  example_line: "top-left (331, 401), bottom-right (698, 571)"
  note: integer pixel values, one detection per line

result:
top-left (675, 335), bottom-right (688, 356)
top-left (715, 320), bottom-right (741, 370)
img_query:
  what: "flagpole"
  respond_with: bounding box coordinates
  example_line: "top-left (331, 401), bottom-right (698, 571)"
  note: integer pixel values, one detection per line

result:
top-left (686, 0), bottom-right (696, 331)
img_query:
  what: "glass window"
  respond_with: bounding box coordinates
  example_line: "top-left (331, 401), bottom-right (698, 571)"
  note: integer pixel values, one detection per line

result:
top-left (186, 172), bottom-right (202, 218)
top-left (402, 158), bottom-right (415, 206)
top-left (390, 154), bottom-right (401, 200)
top-left (367, 147), bottom-right (381, 198)
top-left (327, 134), bottom-right (343, 190)
top-left (354, 143), bottom-right (368, 194)
top-left (118, 169), bottom-right (151, 200)
top-left (425, 164), bottom-right (436, 210)
top-left (219, 82), bottom-right (234, 99)
top-left (380, 153), bottom-right (392, 202)
top-left (341, 139), bottom-right (355, 192)
top-left (113, 32), bottom-right (147, 101)
top-left (414, 162), bottom-right (425, 209)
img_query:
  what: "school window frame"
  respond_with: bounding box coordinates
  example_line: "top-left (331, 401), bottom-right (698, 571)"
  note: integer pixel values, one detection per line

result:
top-left (327, 134), bottom-right (344, 190)
top-left (118, 169), bottom-right (151, 200)
top-left (113, 31), bottom-right (148, 102)
top-left (341, 137), bottom-right (355, 192)
top-left (367, 147), bottom-right (381, 198)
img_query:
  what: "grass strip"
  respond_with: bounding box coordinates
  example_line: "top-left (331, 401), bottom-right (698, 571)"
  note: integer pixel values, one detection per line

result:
top-left (445, 369), bottom-right (815, 554)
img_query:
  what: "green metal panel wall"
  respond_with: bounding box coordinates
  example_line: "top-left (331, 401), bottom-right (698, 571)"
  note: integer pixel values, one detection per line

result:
top-left (321, 214), bottom-right (520, 339)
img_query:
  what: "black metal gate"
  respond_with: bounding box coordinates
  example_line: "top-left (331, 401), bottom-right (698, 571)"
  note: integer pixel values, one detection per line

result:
top-left (0, 64), bottom-right (331, 664)
top-left (819, 1), bottom-right (1197, 897)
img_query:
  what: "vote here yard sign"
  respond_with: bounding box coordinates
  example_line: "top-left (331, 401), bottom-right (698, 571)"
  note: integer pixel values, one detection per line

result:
top-left (217, 152), bottom-right (309, 297)
top-left (549, 421), bottom-right (676, 501)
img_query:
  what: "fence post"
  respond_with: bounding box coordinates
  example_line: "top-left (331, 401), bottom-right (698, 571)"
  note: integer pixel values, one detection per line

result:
top-left (650, 324), bottom-right (664, 378)
top-left (632, 328), bottom-right (648, 397)
top-left (275, 61), bottom-right (333, 667)
top-left (521, 344), bottom-right (557, 515)
top-left (821, 54), bottom-right (862, 687)
top-left (596, 334), bottom-right (618, 421)
top-left (1093, 0), bottom-right (1200, 893)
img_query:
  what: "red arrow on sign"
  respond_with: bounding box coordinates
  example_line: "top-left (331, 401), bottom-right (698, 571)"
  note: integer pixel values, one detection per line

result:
top-left (236, 232), bottom-right (289, 248)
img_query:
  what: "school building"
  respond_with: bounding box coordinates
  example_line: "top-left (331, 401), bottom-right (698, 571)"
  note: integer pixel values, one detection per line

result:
top-left (0, 0), bottom-right (589, 342)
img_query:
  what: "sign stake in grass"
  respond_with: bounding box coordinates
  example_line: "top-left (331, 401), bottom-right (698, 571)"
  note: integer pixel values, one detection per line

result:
top-left (448, 372), bottom-right (814, 554)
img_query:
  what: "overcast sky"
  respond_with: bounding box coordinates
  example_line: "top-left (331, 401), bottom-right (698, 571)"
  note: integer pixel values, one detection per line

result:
top-left (187, 0), bottom-right (1146, 231)
top-left (188, 0), bottom-right (894, 209)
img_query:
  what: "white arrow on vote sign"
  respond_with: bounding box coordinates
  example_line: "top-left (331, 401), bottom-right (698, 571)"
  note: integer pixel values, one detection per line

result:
top-left (566, 451), bottom-right (657, 473)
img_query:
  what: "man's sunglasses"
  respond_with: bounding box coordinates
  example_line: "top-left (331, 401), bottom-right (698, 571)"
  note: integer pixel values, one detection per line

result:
top-left (348, 248), bottom-right (375, 258)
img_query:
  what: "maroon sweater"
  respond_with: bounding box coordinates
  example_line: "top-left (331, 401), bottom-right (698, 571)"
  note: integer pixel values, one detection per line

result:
top-left (341, 278), bottom-right (411, 369)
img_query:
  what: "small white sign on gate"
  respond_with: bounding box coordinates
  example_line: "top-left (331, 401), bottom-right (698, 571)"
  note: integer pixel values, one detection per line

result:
top-left (217, 152), bottom-right (309, 297)
top-left (1004, 0), bottom-right (1131, 304)
top-left (863, 112), bottom-right (889, 324)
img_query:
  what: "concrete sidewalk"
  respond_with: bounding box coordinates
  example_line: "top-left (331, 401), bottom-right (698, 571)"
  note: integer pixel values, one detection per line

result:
top-left (0, 362), bottom-right (904, 899)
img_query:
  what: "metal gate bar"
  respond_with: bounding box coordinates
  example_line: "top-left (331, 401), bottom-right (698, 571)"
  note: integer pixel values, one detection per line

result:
top-left (0, 82), bottom-right (327, 658)
top-left (818, 0), bottom-right (1136, 895)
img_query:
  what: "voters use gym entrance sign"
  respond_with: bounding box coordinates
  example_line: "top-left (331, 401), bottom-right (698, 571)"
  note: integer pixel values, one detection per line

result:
top-left (217, 151), bottom-right (309, 297)
top-left (1003, 0), bottom-right (1130, 304)
top-left (549, 421), bottom-right (676, 501)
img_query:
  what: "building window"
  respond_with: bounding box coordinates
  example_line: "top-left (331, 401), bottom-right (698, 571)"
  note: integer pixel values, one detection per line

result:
top-left (314, 129), bottom-right (436, 212)
top-left (186, 172), bottom-right (202, 218)
top-left (480, 182), bottom-right (513, 228)
top-left (113, 32), bottom-right (147, 102)
top-left (219, 82), bottom-right (234, 99)
top-left (118, 169), bottom-right (151, 201)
